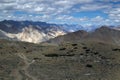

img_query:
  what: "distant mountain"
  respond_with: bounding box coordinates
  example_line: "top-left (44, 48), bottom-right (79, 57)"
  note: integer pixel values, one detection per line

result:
top-left (87, 26), bottom-right (120, 44)
top-left (46, 26), bottom-right (120, 45)
top-left (0, 20), bottom-right (99, 43)
top-left (46, 30), bottom-right (88, 44)
top-left (0, 20), bottom-right (119, 43)
top-left (59, 24), bottom-right (98, 32)
top-left (0, 20), bottom-right (52, 33)
top-left (0, 30), bottom-right (10, 39)
top-left (0, 20), bottom-right (67, 43)
top-left (59, 24), bottom-right (84, 32)
top-left (113, 26), bottom-right (120, 31)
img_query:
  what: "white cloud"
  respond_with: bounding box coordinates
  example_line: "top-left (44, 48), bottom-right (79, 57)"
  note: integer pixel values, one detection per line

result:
top-left (0, 0), bottom-right (119, 26)
top-left (0, 0), bottom-right (94, 14)
top-left (91, 16), bottom-right (104, 22)
top-left (34, 7), bottom-right (44, 12)
top-left (75, 3), bottom-right (111, 12)
top-left (107, 8), bottom-right (120, 23)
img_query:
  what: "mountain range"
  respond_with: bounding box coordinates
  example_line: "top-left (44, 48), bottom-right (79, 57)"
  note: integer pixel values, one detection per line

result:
top-left (0, 20), bottom-right (120, 44)
top-left (0, 20), bottom-right (94, 43)
top-left (46, 26), bottom-right (120, 46)
top-left (0, 20), bottom-right (67, 43)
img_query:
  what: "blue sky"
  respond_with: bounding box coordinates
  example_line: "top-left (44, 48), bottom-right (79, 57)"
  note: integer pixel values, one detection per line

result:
top-left (0, 0), bottom-right (120, 26)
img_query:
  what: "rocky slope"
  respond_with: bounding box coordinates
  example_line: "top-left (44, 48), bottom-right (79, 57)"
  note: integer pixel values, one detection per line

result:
top-left (0, 20), bottom-right (66, 43)
top-left (0, 39), bottom-right (120, 80)
top-left (46, 26), bottom-right (120, 45)
top-left (5, 26), bottom-right (65, 43)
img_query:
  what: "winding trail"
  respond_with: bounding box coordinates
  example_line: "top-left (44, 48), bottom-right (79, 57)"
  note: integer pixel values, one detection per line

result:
top-left (11, 53), bottom-right (37, 80)
top-left (11, 69), bottom-right (22, 80)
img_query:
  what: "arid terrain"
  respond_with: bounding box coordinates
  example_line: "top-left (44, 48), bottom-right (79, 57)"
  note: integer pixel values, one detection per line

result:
top-left (0, 0), bottom-right (120, 80)
top-left (0, 38), bottom-right (120, 80)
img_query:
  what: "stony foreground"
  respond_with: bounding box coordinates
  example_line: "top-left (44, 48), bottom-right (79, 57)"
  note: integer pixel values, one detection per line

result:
top-left (0, 40), bottom-right (120, 80)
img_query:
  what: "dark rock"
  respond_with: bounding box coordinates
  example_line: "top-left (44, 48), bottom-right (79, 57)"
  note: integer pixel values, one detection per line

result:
top-left (59, 48), bottom-right (66, 50)
top-left (74, 47), bottom-right (78, 49)
top-left (86, 64), bottom-right (93, 68)
top-left (83, 47), bottom-right (87, 49)
top-left (112, 48), bottom-right (120, 51)
top-left (72, 43), bottom-right (77, 46)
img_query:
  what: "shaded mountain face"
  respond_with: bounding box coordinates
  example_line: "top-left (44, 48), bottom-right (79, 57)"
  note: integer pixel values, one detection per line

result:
top-left (0, 20), bottom-right (67, 43)
top-left (113, 26), bottom-right (120, 31)
top-left (0, 30), bottom-right (10, 39)
top-left (0, 20), bottom-right (98, 43)
top-left (58, 24), bottom-right (97, 32)
top-left (0, 20), bottom-right (51, 33)
top-left (46, 30), bottom-right (88, 44)
top-left (46, 26), bottom-right (120, 45)
top-left (0, 20), bottom-right (119, 44)
top-left (87, 27), bottom-right (120, 44)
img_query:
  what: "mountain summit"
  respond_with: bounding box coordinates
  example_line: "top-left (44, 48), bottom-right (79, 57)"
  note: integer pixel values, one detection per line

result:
top-left (46, 26), bottom-right (120, 45)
